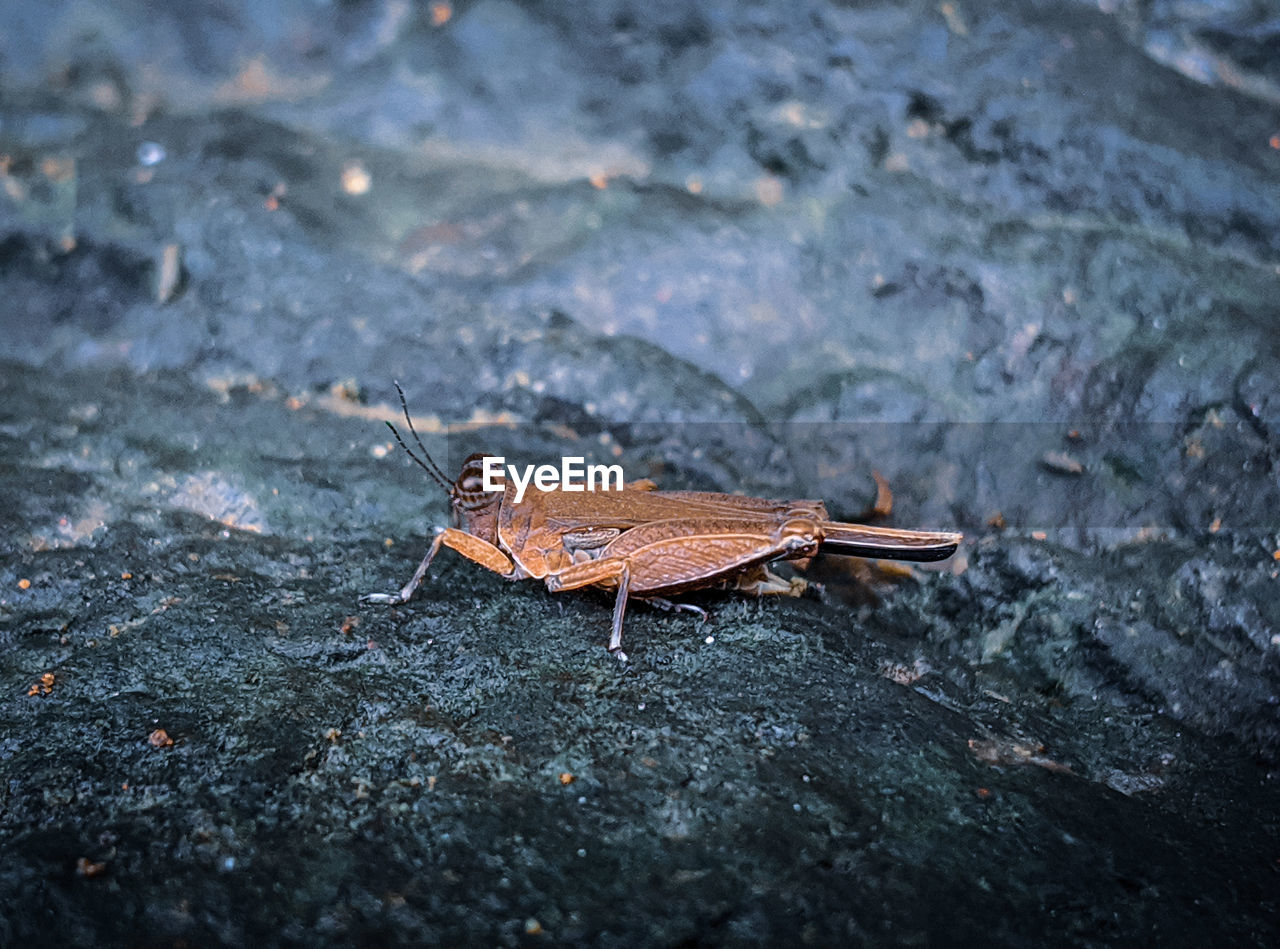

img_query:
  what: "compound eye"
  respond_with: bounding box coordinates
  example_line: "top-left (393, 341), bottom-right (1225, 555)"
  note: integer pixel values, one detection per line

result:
top-left (459, 473), bottom-right (486, 494)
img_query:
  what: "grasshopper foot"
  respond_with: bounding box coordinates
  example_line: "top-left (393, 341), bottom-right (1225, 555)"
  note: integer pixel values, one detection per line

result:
top-left (360, 591), bottom-right (408, 605)
top-left (638, 596), bottom-right (708, 621)
top-left (722, 565), bottom-right (809, 598)
top-left (609, 647), bottom-right (630, 663)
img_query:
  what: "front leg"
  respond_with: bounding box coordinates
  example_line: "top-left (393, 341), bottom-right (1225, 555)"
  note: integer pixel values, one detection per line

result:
top-left (362, 526), bottom-right (516, 605)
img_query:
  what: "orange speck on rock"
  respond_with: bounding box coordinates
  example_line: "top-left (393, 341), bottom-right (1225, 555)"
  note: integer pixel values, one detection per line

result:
top-left (341, 160), bottom-right (371, 196)
top-left (76, 857), bottom-right (107, 878)
top-left (40, 156), bottom-right (76, 183)
top-left (754, 175), bottom-right (784, 207)
top-left (559, 772), bottom-right (575, 785)
top-left (17, 577), bottom-right (31, 590)
top-left (148, 729), bottom-right (174, 748)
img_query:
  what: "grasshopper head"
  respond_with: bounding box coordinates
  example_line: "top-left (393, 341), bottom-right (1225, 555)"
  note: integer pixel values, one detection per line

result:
top-left (449, 453), bottom-right (503, 543)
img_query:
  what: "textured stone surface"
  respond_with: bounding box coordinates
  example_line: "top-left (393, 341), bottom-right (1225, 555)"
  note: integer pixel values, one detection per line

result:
top-left (2, 1), bottom-right (1278, 944)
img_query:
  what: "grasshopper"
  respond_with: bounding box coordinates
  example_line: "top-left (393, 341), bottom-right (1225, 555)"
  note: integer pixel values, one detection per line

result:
top-left (363, 388), bottom-right (962, 659)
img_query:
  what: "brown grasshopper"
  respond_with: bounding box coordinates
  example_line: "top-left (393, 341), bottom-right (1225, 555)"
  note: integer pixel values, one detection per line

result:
top-left (363, 389), bottom-right (961, 659)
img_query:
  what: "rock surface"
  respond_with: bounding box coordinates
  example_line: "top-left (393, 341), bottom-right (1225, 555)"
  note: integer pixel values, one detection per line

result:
top-left (2, 1), bottom-right (1278, 944)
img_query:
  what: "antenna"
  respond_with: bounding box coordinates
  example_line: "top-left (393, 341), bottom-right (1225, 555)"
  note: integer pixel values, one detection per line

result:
top-left (386, 381), bottom-right (452, 493)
